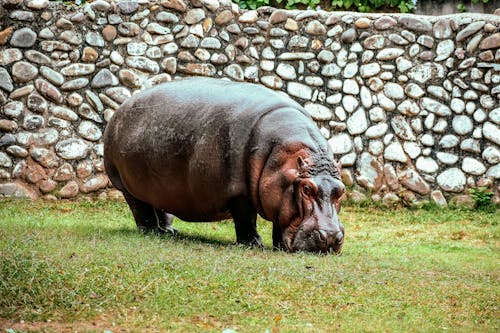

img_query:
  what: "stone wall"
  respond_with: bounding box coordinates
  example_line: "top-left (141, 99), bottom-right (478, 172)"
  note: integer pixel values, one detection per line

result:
top-left (0, 0), bottom-right (499, 206)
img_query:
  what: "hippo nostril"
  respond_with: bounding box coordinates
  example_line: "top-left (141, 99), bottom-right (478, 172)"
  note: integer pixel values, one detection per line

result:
top-left (318, 229), bottom-right (328, 242)
top-left (335, 232), bottom-right (344, 245)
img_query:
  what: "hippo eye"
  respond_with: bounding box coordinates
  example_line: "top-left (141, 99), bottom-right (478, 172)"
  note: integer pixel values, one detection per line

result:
top-left (303, 185), bottom-right (312, 195)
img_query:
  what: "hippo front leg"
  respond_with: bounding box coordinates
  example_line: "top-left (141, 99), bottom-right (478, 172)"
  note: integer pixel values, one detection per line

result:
top-left (229, 197), bottom-right (263, 248)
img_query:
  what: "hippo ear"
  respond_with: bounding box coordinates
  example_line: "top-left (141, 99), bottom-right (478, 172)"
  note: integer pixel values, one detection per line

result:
top-left (297, 156), bottom-right (308, 173)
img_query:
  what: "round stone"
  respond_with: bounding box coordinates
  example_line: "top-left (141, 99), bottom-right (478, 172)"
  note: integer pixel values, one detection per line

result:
top-left (452, 115), bottom-right (473, 135)
top-left (462, 157), bottom-right (486, 176)
top-left (304, 103), bottom-right (332, 121)
top-left (328, 133), bottom-right (353, 155)
top-left (416, 157), bottom-right (439, 173)
top-left (10, 27), bottom-right (36, 47)
top-left (12, 61), bottom-right (38, 83)
top-left (437, 168), bottom-right (466, 192)
top-left (55, 138), bottom-right (89, 160)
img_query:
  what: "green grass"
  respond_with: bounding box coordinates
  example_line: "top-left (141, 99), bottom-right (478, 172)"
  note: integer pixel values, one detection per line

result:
top-left (0, 199), bottom-right (498, 332)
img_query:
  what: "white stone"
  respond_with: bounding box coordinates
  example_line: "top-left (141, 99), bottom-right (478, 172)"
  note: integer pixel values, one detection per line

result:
top-left (421, 133), bottom-right (434, 146)
top-left (369, 107), bottom-right (386, 122)
top-left (473, 109), bottom-right (487, 123)
top-left (328, 133), bottom-right (353, 155)
top-left (339, 152), bottom-right (356, 167)
top-left (357, 152), bottom-right (382, 191)
top-left (490, 108), bottom-right (500, 125)
top-left (334, 106), bottom-right (346, 121)
top-left (55, 138), bottom-right (89, 160)
top-left (365, 123), bottom-right (388, 139)
top-left (360, 86), bottom-right (372, 108)
top-left (403, 141), bottom-right (421, 159)
top-left (368, 140), bottom-right (384, 155)
top-left (437, 152), bottom-right (459, 165)
top-left (287, 82), bottom-right (312, 100)
top-left (347, 108), bottom-right (368, 135)
top-left (391, 116), bottom-right (416, 141)
top-left (432, 118), bottom-right (448, 133)
top-left (377, 93), bottom-right (396, 111)
top-left (342, 95), bottom-right (359, 113)
top-left (437, 168), bottom-right (466, 192)
top-left (383, 82), bottom-right (404, 99)
top-left (343, 62), bottom-right (358, 78)
top-left (416, 156), bottom-right (439, 173)
top-left (439, 135), bottom-right (459, 148)
top-left (450, 98), bottom-right (465, 114)
top-left (422, 97), bottom-right (451, 116)
top-left (482, 146), bottom-right (500, 165)
top-left (342, 79), bottom-right (359, 95)
top-left (396, 57), bottom-right (412, 72)
top-left (452, 115), bottom-right (473, 135)
top-left (462, 157), bottom-right (486, 175)
top-left (435, 39), bottom-right (454, 61)
top-left (384, 141), bottom-right (407, 163)
top-left (276, 63), bottom-right (296, 80)
top-left (239, 10), bottom-right (258, 23)
top-left (359, 63), bottom-right (380, 78)
top-left (404, 83), bottom-right (425, 99)
top-left (397, 100), bottom-right (420, 116)
top-left (483, 122), bottom-right (500, 145)
top-left (304, 103), bottom-right (332, 121)
top-left (486, 164), bottom-right (500, 179)
top-left (376, 48), bottom-right (404, 60)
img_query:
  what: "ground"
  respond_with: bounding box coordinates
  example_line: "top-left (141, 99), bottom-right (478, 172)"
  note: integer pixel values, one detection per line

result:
top-left (0, 199), bottom-right (498, 332)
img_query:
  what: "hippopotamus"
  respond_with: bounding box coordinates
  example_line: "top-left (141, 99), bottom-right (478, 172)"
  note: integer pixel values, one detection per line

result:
top-left (104, 77), bottom-right (345, 253)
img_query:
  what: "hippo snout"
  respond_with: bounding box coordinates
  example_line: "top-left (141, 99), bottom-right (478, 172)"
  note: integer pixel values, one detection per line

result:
top-left (292, 224), bottom-right (344, 254)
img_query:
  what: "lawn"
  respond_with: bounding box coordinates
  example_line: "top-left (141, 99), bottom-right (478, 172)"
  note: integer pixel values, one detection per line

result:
top-left (0, 199), bottom-right (498, 332)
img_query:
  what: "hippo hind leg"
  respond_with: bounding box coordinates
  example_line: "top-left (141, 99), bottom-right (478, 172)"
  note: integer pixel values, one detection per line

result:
top-left (123, 192), bottom-right (176, 235)
top-left (229, 197), bottom-right (263, 248)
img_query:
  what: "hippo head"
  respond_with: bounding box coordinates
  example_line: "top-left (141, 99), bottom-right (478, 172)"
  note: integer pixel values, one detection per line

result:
top-left (259, 153), bottom-right (345, 254)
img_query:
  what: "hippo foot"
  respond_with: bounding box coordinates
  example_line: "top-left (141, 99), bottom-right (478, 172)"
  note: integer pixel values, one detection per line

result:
top-left (237, 235), bottom-right (264, 249)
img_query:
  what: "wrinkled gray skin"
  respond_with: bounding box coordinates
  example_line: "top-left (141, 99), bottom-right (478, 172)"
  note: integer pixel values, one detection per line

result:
top-left (104, 77), bottom-right (345, 253)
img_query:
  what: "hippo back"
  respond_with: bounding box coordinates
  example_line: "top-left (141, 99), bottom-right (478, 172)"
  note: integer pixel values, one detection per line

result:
top-left (104, 77), bottom-right (309, 220)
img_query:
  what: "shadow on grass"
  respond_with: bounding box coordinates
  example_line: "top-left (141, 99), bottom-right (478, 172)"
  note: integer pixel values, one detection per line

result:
top-left (103, 226), bottom-right (238, 248)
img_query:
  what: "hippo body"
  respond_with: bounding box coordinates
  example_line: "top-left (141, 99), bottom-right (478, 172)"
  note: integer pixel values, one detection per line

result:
top-left (104, 77), bottom-right (345, 253)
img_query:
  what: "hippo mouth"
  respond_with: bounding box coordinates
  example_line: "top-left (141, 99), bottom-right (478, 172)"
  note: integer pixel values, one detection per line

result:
top-left (281, 224), bottom-right (344, 254)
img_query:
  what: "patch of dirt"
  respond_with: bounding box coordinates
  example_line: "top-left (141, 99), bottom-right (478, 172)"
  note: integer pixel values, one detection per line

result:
top-left (0, 315), bottom-right (133, 333)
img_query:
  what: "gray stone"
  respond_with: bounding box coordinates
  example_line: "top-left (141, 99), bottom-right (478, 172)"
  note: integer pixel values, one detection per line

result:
top-left (439, 134), bottom-right (460, 148)
top-left (223, 64), bottom-right (244, 81)
top-left (397, 100), bottom-right (420, 116)
top-left (343, 79), bottom-right (359, 95)
top-left (40, 66), bottom-right (64, 86)
top-left (35, 79), bottom-right (63, 103)
top-left (399, 16), bottom-right (432, 33)
top-left (12, 61), bottom-right (38, 83)
top-left (125, 56), bottom-right (159, 73)
top-left (200, 37), bottom-right (221, 49)
top-left (10, 27), bottom-right (36, 47)
top-left (1, 48), bottom-right (23, 65)
top-left (0, 68), bottom-right (14, 92)
top-left (437, 168), bottom-right (466, 192)
top-left (456, 21), bottom-right (485, 42)
top-left (85, 31), bottom-right (105, 47)
top-left (91, 69), bottom-right (119, 88)
top-left (61, 78), bottom-right (89, 91)
top-left (462, 157), bottom-right (486, 176)
top-left (363, 35), bottom-right (385, 49)
top-left (61, 63), bottom-right (95, 76)
top-left (486, 165), bottom-right (500, 179)
top-left (342, 95), bottom-right (359, 113)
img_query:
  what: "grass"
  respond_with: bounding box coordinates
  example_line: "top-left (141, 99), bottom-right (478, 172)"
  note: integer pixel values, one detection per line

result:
top-left (0, 199), bottom-right (498, 332)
